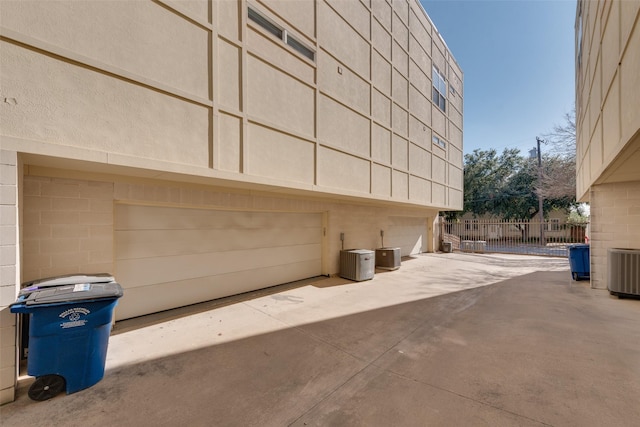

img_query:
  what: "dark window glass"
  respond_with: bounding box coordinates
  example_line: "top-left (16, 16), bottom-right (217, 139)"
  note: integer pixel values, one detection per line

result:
top-left (286, 36), bottom-right (314, 61)
top-left (248, 8), bottom-right (282, 39)
top-left (432, 66), bottom-right (447, 112)
top-left (248, 7), bottom-right (315, 62)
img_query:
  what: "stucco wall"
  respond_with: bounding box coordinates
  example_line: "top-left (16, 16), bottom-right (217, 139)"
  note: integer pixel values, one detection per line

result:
top-left (1, 0), bottom-right (462, 402)
top-left (1, 0), bottom-right (463, 211)
top-left (576, 0), bottom-right (640, 197)
top-left (575, 0), bottom-right (640, 291)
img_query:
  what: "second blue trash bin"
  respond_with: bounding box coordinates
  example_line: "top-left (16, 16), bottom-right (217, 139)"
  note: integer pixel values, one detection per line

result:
top-left (10, 274), bottom-right (123, 401)
top-left (568, 244), bottom-right (590, 281)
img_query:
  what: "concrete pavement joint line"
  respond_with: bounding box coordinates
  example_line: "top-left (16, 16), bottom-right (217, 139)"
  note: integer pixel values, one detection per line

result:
top-left (382, 368), bottom-right (554, 426)
top-left (286, 362), bottom-right (372, 427)
top-left (286, 292), bottom-right (488, 425)
top-left (239, 300), bottom-right (298, 329)
top-left (239, 300), bottom-right (370, 363)
top-left (290, 282), bottom-right (530, 424)
top-left (357, 282), bottom-right (553, 426)
top-left (287, 269), bottom-right (544, 424)
top-left (279, 301), bottom-right (445, 424)
top-left (239, 299), bottom-right (403, 427)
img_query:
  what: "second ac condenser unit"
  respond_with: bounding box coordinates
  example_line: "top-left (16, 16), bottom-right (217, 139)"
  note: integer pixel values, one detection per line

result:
top-left (375, 247), bottom-right (401, 270)
top-left (340, 249), bottom-right (374, 281)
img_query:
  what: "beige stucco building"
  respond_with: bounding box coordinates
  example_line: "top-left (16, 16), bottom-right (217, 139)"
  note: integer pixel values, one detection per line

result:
top-left (0, 0), bottom-right (463, 402)
top-left (575, 0), bottom-right (640, 289)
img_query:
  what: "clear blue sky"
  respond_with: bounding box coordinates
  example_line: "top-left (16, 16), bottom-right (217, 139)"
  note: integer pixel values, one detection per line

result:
top-left (420, 0), bottom-right (577, 156)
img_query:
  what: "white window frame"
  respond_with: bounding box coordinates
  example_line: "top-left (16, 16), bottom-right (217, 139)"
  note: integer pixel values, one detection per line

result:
top-left (432, 66), bottom-right (447, 112)
top-left (247, 6), bottom-right (315, 62)
top-left (576, 1), bottom-right (583, 67)
top-left (432, 134), bottom-right (447, 149)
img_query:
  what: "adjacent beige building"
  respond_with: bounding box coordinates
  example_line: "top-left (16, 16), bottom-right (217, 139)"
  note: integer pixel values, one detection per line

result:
top-left (575, 0), bottom-right (640, 288)
top-left (0, 0), bottom-right (463, 402)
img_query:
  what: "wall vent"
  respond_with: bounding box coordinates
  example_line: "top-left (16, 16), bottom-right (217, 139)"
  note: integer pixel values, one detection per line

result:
top-left (340, 249), bottom-right (374, 281)
top-left (608, 248), bottom-right (640, 297)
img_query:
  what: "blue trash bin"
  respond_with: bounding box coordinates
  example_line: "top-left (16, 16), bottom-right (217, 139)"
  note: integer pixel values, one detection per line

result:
top-left (568, 244), bottom-right (590, 281)
top-left (10, 274), bottom-right (123, 401)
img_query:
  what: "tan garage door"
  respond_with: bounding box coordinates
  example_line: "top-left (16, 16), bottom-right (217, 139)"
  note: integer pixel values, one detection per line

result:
top-left (386, 216), bottom-right (427, 256)
top-left (114, 204), bottom-right (322, 320)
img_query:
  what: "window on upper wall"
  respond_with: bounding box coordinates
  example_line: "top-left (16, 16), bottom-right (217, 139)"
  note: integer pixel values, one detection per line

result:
top-left (248, 7), bottom-right (282, 39)
top-left (286, 34), bottom-right (315, 61)
top-left (432, 66), bottom-right (447, 112)
top-left (248, 6), bottom-right (315, 62)
top-left (576, 1), bottom-right (583, 67)
top-left (432, 134), bottom-right (446, 149)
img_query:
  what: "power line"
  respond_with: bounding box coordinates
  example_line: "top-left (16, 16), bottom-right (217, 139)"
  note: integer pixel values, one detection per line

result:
top-left (464, 192), bottom-right (535, 203)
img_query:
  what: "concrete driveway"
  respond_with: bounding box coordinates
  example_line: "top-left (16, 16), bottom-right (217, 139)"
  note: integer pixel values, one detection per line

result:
top-left (2, 253), bottom-right (639, 426)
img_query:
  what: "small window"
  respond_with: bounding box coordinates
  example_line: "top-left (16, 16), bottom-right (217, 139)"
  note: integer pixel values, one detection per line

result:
top-left (432, 135), bottom-right (446, 149)
top-left (432, 66), bottom-right (447, 112)
top-left (248, 6), bottom-right (315, 62)
top-left (286, 34), bottom-right (315, 61)
top-left (576, 1), bottom-right (583, 67)
top-left (248, 7), bottom-right (282, 39)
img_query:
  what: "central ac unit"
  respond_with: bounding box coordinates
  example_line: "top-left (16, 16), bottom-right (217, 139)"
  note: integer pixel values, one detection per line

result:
top-left (375, 247), bottom-right (401, 270)
top-left (608, 248), bottom-right (640, 297)
top-left (340, 249), bottom-right (374, 281)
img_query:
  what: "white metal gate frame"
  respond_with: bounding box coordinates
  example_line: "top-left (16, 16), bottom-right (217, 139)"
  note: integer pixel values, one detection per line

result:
top-left (440, 218), bottom-right (589, 257)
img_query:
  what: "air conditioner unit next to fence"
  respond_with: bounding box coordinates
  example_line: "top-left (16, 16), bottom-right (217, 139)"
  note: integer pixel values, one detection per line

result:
top-left (608, 248), bottom-right (640, 298)
top-left (340, 249), bottom-right (374, 281)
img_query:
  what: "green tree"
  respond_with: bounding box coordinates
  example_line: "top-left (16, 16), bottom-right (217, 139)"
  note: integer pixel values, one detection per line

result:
top-left (442, 147), bottom-right (575, 224)
top-left (461, 148), bottom-right (522, 216)
top-left (441, 148), bottom-right (518, 221)
top-left (442, 109), bottom-right (579, 223)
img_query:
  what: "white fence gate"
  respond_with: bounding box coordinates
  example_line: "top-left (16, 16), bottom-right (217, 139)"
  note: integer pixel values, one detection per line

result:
top-left (440, 218), bottom-right (588, 257)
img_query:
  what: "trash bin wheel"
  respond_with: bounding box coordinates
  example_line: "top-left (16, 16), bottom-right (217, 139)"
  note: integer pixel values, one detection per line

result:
top-left (28, 375), bottom-right (65, 401)
top-left (572, 272), bottom-right (579, 281)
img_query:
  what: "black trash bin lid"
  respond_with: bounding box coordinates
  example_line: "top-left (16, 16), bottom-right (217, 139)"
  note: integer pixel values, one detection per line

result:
top-left (20, 281), bottom-right (123, 306)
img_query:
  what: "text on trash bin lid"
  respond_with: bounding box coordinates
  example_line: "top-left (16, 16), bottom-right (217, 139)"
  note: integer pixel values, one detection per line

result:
top-left (73, 283), bottom-right (91, 292)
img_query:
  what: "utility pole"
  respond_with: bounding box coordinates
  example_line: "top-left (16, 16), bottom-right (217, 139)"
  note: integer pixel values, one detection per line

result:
top-left (536, 137), bottom-right (546, 246)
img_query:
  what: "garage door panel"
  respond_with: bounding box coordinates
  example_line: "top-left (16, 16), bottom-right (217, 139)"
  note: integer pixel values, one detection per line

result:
top-left (248, 212), bottom-right (321, 228)
top-left (116, 206), bottom-right (256, 230)
top-left (116, 205), bottom-right (322, 230)
top-left (116, 227), bottom-right (321, 259)
top-left (115, 259), bottom-right (321, 320)
top-left (118, 243), bottom-right (321, 288)
top-left (115, 204), bottom-right (322, 319)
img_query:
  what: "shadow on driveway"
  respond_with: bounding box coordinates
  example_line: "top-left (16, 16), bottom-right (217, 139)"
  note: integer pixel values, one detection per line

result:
top-left (3, 269), bottom-right (639, 426)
